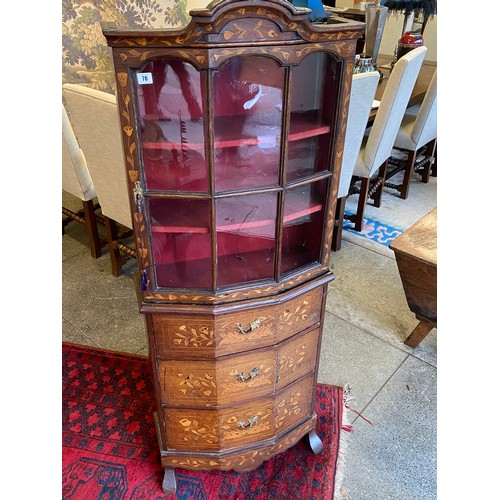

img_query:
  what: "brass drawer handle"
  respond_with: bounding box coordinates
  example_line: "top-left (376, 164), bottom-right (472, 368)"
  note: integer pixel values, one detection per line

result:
top-left (236, 319), bottom-right (261, 335)
top-left (236, 367), bottom-right (260, 383)
top-left (237, 416), bottom-right (258, 430)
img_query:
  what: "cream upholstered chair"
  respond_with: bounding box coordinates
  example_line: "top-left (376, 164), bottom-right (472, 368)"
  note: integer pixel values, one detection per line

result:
top-left (384, 69), bottom-right (437, 199)
top-left (62, 83), bottom-right (135, 277)
top-left (346, 45), bottom-right (427, 232)
top-left (332, 71), bottom-right (380, 251)
top-left (62, 104), bottom-right (103, 258)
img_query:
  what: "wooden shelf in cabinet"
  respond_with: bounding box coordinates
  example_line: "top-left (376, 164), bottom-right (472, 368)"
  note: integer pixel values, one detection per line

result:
top-left (150, 192), bottom-right (323, 235)
top-left (142, 111), bottom-right (331, 152)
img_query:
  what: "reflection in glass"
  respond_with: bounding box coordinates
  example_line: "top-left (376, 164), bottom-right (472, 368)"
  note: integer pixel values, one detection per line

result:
top-left (216, 192), bottom-right (277, 287)
top-left (136, 59), bottom-right (209, 192)
top-left (286, 53), bottom-right (338, 182)
top-left (148, 198), bottom-right (212, 289)
top-left (281, 179), bottom-right (327, 275)
top-left (213, 57), bottom-right (285, 191)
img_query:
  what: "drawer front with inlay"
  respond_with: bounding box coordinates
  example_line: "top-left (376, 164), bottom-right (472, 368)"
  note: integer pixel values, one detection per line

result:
top-left (276, 327), bottom-right (320, 390)
top-left (165, 398), bottom-right (274, 451)
top-left (158, 349), bottom-right (276, 406)
top-left (163, 373), bottom-right (315, 453)
top-left (275, 373), bottom-right (315, 433)
top-left (151, 285), bottom-right (324, 358)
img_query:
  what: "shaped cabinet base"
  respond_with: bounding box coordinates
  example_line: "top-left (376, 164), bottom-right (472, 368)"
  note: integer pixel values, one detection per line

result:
top-left (142, 276), bottom-right (332, 495)
top-left (156, 414), bottom-right (322, 494)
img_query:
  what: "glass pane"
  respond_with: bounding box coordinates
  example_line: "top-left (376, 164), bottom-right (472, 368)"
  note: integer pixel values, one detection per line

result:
top-left (286, 53), bottom-right (338, 182)
top-left (213, 57), bottom-right (285, 192)
top-left (148, 198), bottom-right (212, 289)
top-left (280, 179), bottom-right (327, 275)
top-left (136, 59), bottom-right (208, 192)
top-left (216, 192), bottom-right (277, 287)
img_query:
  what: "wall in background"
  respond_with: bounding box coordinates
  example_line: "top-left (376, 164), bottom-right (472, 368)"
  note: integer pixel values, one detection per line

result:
top-left (62, 0), bottom-right (437, 95)
top-left (62, 0), bottom-right (192, 94)
top-left (335, 0), bottom-right (437, 62)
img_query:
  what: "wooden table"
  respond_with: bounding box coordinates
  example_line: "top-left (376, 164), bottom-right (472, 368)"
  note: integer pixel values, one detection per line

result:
top-left (369, 54), bottom-right (437, 123)
top-left (389, 208), bottom-right (437, 348)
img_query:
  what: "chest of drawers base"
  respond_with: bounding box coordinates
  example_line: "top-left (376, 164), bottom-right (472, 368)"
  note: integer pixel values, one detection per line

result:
top-left (140, 275), bottom-right (332, 493)
top-left (154, 403), bottom-right (320, 472)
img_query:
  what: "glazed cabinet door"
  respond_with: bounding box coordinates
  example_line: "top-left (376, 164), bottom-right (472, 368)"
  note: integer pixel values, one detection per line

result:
top-left (131, 51), bottom-right (341, 294)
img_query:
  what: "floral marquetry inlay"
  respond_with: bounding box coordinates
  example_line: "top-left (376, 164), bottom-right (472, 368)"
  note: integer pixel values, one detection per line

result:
top-left (176, 371), bottom-right (217, 399)
top-left (173, 324), bottom-right (216, 348)
top-left (178, 416), bottom-right (219, 445)
top-left (161, 418), bottom-right (317, 472)
top-left (276, 391), bottom-right (303, 428)
top-left (220, 19), bottom-right (279, 41)
top-left (166, 400), bottom-right (275, 450)
top-left (277, 328), bottom-right (319, 389)
top-left (275, 385), bottom-right (311, 429)
top-left (279, 343), bottom-right (306, 371)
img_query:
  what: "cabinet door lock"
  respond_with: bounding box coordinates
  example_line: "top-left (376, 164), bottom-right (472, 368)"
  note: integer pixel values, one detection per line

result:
top-left (133, 181), bottom-right (144, 212)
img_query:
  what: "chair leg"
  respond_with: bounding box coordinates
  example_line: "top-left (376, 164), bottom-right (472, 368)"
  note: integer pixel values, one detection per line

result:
top-left (82, 199), bottom-right (102, 259)
top-left (351, 177), bottom-right (369, 232)
top-left (104, 216), bottom-right (123, 277)
top-left (372, 160), bottom-right (388, 208)
top-left (430, 145), bottom-right (437, 177)
top-left (332, 196), bottom-right (347, 252)
top-left (420, 139), bottom-right (437, 183)
top-left (399, 150), bottom-right (417, 200)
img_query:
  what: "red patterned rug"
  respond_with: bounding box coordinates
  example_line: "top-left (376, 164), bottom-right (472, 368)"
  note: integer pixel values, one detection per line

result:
top-left (62, 342), bottom-right (347, 499)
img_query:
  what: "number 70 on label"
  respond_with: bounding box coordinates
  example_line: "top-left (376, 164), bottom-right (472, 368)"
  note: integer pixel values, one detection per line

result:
top-left (136, 72), bottom-right (154, 85)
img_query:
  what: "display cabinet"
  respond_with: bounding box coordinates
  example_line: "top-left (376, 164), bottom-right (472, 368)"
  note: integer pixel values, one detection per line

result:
top-left (103, 0), bottom-right (363, 493)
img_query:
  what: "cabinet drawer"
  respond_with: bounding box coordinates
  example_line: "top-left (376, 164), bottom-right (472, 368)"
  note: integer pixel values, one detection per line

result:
top-left (157, 327), bottom-right (320, 407)
top-left (165, 398), bottom-right (274, 451)
top-left (158, 349), bottom-right (276, 406)
top-left (151, 286), bottom-right (323, 357)
top-left (275, 372), bottom-right (315, 433)
top-left (164, 373), bottom-right (315, 452)
top-left (277, 327), bottom-right (320, 390)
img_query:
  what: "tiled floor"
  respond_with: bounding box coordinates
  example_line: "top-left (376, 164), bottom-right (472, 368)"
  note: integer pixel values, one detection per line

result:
top-left (62, 173), bottom-right (437, 499)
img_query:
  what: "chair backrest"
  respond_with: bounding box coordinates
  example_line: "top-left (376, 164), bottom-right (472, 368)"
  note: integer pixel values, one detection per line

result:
top-left (62, 104), bottom-right (96, 202)
top-left (338, 72), bottom-right (380, 199)
top-left (360, 46), bottom-right (427, 176)
top-left (62, 84), bottom-right (133, 229)
top-left (410, 69), bottom-right (437, 148)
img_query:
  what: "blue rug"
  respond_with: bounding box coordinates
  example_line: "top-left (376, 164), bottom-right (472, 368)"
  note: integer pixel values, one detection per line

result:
top-left (343, 212), bottom-right (402, 247)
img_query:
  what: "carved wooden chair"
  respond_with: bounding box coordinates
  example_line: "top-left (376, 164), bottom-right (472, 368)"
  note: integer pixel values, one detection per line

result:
top-left (346, 46), bottom-right (427, 232)
top-left (62, 84), bottom-right (136, 276)
top-left (332, 71), bottom-right (380, 251)
top-left (384, 68), bottom-right (437, 199)
top-left (62, 104), bottom-right (103, 258)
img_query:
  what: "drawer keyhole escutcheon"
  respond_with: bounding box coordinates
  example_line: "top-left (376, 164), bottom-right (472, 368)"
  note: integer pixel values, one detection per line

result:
top-left (236, 367), bottom-right (260, 382)
top-left (236, 319), bottom-right (261, 335)
top-left (237, 416), bottom-right (258, 429)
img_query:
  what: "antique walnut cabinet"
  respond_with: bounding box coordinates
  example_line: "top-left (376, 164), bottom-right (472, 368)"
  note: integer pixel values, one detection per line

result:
top-left (103, 0), bottom-right (363, 493)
